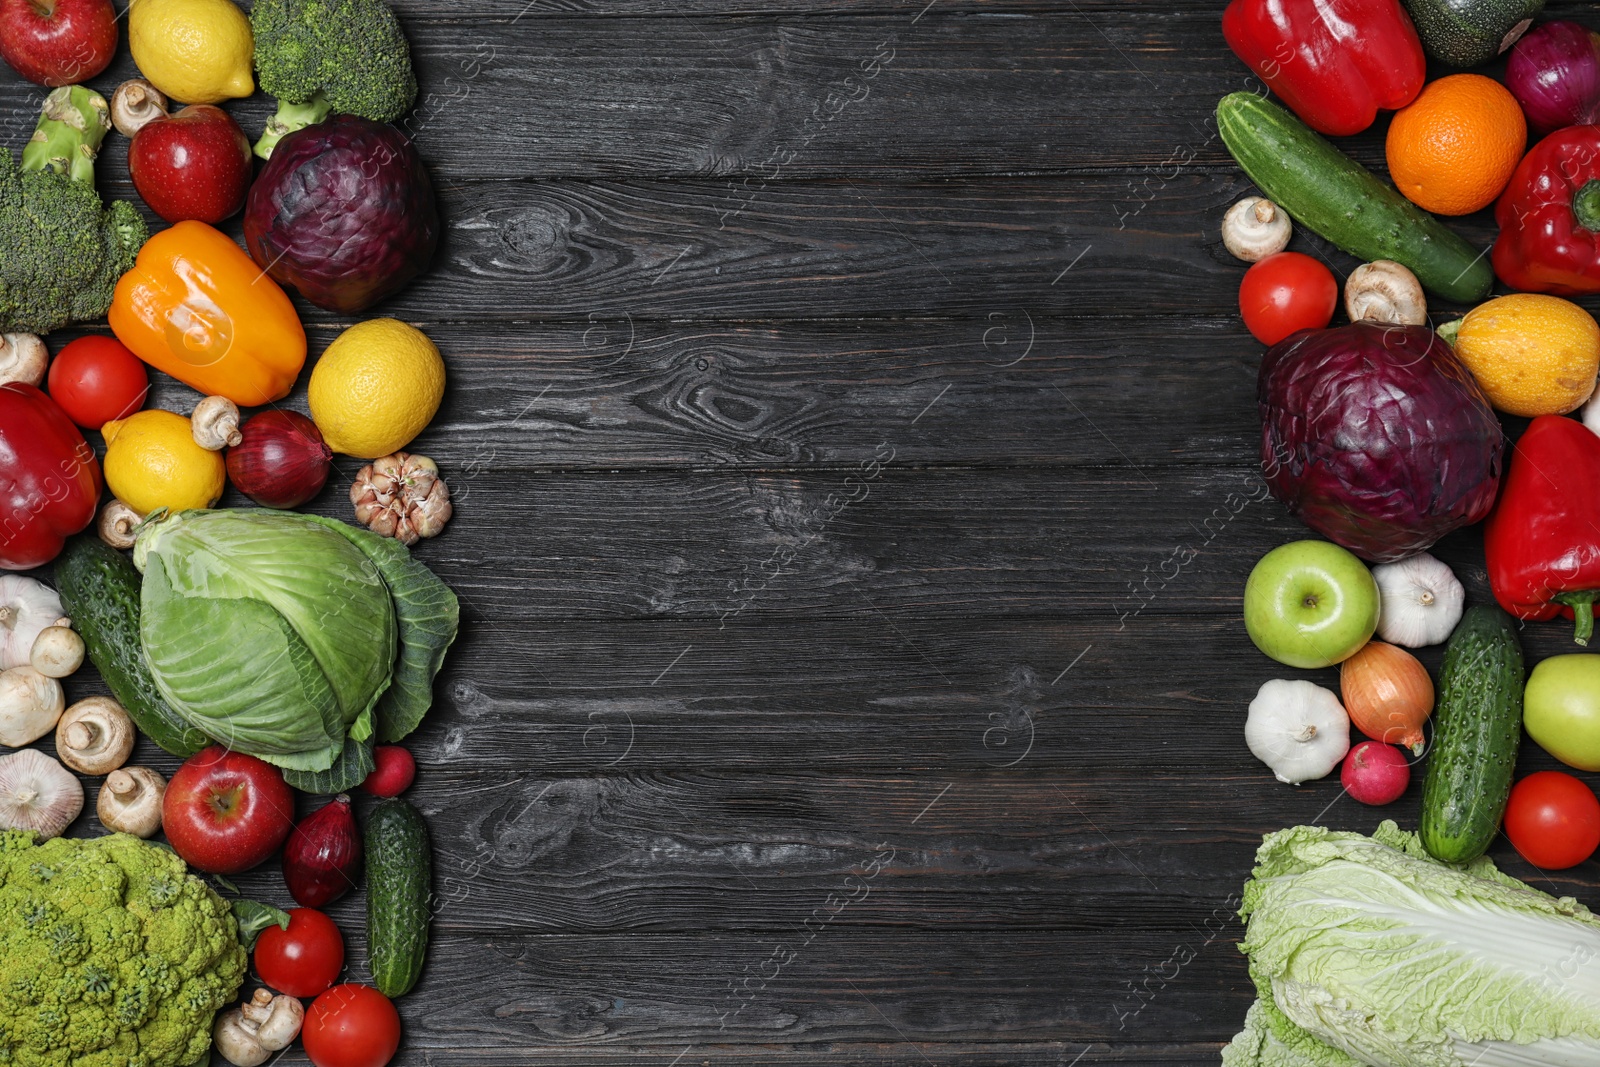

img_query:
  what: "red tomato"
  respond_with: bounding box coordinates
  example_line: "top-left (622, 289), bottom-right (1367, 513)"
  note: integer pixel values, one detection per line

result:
top-left (1238, 251), bottom-right (1339, 345)
top-left (45, 335), bottom-right (148, 430)
top-left (1505, 771), bottom-right (1600, 870)
top-left (303, 984), bottom-right (402, 1067)
top-left (255, 908), bottom-right (345, 998)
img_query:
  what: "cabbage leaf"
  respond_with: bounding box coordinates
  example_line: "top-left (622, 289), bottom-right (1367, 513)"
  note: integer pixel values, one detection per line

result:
top-left (1223, 821), bottom-right (1600, 1067)
top-left (135, 509), bottom-right (454, 773)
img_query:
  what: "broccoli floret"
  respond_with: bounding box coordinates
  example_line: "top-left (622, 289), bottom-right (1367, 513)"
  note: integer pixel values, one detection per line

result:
top-left (0, 85), bottom-right (146, 336)
top-left (0, 831), bottom-right (247, 1067)
top-left (251, 0), bottom-right (418, 158)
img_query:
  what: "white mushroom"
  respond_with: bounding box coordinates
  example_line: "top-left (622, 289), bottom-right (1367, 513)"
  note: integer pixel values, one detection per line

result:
top-left (55, 697), bottom-right (134, 775)
top-left (0, 748), bottom-right (83, 839)
top-left (0, 666), bottom-right (65, 746)
top-left (29, 625), bottom-right (83, 679)
top-left (0, 575), bottom-right (64, 670)
top-left (0, 333), bottom-right (48, 387)
top-left (191, 395), bottom-right (242, 450)
top-left (1344, 260), bottom-right (1427, 326)
top-left (97, 499), bottom-right (144, 550)
top-left (110, 79), bottom-right (167, 138)
top-left (214, 989), bottom-right (304, 1067)
top-left (1222, 196), bottom-right (1292, 262)
top-left (97, 767), bottom-right (165, 837)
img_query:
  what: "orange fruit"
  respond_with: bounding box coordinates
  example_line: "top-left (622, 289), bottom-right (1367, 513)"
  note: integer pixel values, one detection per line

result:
top-left (1385, 74), bottom-right (1526, 217)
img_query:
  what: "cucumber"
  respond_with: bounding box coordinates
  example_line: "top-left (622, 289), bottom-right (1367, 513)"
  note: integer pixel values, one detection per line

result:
top-left (1402, 0), bottom-right (1542, 68)
top-left (1216, 92), bottom-right (1493, 304)
top-left (365, 798), bottom-right (431, 997)
top-left (1420, 606), bottom-right (1524, 864)
top-left (53, 536), bottom-right (206, 757)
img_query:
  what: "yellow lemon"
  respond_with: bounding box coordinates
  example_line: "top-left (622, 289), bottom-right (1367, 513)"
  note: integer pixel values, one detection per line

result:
top-left (1451, 294), bottom-right (1600, 417)
top-left (128, 0), bottom-right (254, 105)
top-left (103, 410), bottom-right (227, 516)
top-left (308, 319), bottom-right (445, 459)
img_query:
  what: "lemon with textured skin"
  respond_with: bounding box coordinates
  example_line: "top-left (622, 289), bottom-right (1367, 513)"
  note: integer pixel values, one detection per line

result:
top-left (129, 0), bottom-right (254, 104)
top-left (103, 410), bottom-right (227, 515)
top-left (309, 319), bottom-right (445, 459)
top-left (1449, 294), bottom-right (1600, 417)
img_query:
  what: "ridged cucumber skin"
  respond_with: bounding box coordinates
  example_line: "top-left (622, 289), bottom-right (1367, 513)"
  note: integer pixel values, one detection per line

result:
top-left (1402, 0), bottom-right (1542, 68)
top-left (53, 536), bottom-right (207, 757)
top-left (366, 798), bottom-right (432, 997)
top-left (1420, 606), bottom-right (1524, 864)
top-left (1216, 92), bottom-right (1493, 304)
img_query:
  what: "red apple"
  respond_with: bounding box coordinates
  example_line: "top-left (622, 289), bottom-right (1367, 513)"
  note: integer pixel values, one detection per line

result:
top-left (163, 746), bottom-right (296, 875)
top-left (128, 105), bottom-right (254, 225)
top-left (0, 0), bottom-right (117, 86)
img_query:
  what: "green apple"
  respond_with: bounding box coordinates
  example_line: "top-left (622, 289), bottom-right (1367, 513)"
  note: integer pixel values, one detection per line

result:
top-left (1244, 540), bottom-right (1379, 669)
top-left (1525, 654), bottom-right (1600, 771)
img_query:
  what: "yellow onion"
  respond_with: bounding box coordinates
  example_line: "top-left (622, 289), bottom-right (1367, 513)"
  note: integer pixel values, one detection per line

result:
top-left (1340, 641), bottom-right (1433, 754)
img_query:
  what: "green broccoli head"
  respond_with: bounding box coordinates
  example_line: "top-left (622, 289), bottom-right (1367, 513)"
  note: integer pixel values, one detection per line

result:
top-left (0, 96), bottom-right (147, 335)
top-left (251, 0), bottom-right (418, 157)
top-left (0, 831), bottom-right (247, 1067)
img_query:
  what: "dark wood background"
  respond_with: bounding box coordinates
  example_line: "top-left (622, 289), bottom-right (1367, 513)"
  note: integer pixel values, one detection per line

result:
top-left (10, 1), bottom-right (1600, 1063)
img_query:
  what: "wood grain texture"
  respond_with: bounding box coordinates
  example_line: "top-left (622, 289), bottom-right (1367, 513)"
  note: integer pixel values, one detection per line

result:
top-left (17, 0), bottom-right (1600, 1063)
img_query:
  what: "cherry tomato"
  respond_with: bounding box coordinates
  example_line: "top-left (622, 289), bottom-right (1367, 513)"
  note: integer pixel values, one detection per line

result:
top-left (1238, 251), bottom-right (1339, 345)
top-left (1505, 771), bottom-right (1600, 870)
top-left (254, 908), bottom-right (345, 998)
top-left (303, 984), bottom-right (402, 1067)
top-left (45, 335), bottom-right (149, 430)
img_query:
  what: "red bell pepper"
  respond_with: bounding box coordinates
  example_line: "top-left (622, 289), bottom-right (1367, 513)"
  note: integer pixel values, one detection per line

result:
top-left (1493, 125), bottom-right (1600, 295)
top-left (0, 383), bottom-right (102, 571)
top-left (1222, 0), bottom-right (1427, 137)
top-left (1484, 415), bottom-right (1600, 644)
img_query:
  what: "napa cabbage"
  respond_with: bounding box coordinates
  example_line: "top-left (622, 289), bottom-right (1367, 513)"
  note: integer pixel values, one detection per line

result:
top-left (1223, 821), bottom-right (1600, 1067)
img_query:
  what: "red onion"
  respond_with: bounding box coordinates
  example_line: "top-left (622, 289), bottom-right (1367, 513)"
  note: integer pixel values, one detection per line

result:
top-left (1340, 741), bottom-right (1411, 806)
top-left (226, 410), bottom-right (332, 509)
top-left (1507, 21), bottom-right (1600, 134)
top-left (283, 794), bottom-right (362, 907)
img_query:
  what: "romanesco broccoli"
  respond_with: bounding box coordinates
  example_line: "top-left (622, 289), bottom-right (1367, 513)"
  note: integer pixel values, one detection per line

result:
top-left (0, 831), bottom-right (247, 1067)
top-left (250, 0), bottom-right (418, 159)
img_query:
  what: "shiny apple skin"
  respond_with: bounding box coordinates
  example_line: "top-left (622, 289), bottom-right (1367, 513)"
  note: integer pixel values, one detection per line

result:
top-left (128, 106), bottom-right (255, 225)
top-left (0, 0), bottom-right (117, 86)
top-left (162, 746), bottom-right (296, 875)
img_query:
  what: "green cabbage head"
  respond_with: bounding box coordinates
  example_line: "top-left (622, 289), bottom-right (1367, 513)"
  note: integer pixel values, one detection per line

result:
top-left (1223, 821), bottom-right (1600, 1067)
top-left (134, 509), bottom-right (458, 781)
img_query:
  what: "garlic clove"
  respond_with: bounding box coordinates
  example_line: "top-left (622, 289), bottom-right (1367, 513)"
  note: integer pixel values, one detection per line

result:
top-left (0, 748), bottom-right (84, 839)
top-left (0, 666), bottom-right (66, 747)
top-left (1245, 678), bottom-right (1350, 785)
top-left (1372, 553), bottom-right (1466, 648)
top-left (351, 451), bottom-right (453, 544)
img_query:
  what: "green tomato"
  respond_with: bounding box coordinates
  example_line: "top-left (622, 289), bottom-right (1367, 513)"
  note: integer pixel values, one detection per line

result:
top-left (1525, 654), bottom-right (1600, 772)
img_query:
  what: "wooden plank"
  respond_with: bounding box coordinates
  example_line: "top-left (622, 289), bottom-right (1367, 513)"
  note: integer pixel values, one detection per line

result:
top-left (308, 928), bottom-right (1254, 1046)
top-left (246, 1043), bottom-right (1230, 1067)
top-left (93, 316), bottom-right (1261, 472)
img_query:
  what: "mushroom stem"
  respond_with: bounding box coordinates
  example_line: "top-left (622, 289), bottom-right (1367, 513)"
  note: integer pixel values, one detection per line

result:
top-left (97, 767), bottom-right (165, 837)
top-left (55, 697), bottom-right (134, 775)
top-left (97, 500), bottom-right (143, 550)
top-left (1344, 260), bottom-right (1427, 327)
top-left (1222, 196), bottom-right (1293, 262)
top-left (110, 79), bottom-right (167, 138)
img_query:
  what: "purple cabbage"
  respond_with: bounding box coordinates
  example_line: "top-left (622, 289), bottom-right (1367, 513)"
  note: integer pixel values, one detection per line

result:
top-left (244, 116), bottom-right (439, 314)
top-left (1258, 323), bottom-right (1503, 563)
top-left (1507, 21), bottom-right (1600, 134)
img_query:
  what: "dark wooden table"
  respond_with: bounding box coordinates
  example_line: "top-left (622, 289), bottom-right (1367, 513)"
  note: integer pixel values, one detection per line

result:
top-left (12, 1), bottom-right (1600, 1063)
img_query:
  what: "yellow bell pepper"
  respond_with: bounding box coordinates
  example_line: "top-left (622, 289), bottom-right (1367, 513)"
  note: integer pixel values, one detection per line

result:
top-left (110, 221), bottom-right (306, 407)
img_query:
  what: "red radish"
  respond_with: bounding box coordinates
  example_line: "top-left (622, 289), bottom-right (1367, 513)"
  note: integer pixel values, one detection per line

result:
top-left (1341, 741), bottom-right (1410, 806)
top-left (226, 410), bottom-right (332, 509)
top-left (282, 794), bottom-right (362, 908)
top-left (361, 746), bottom-right (416, 797)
